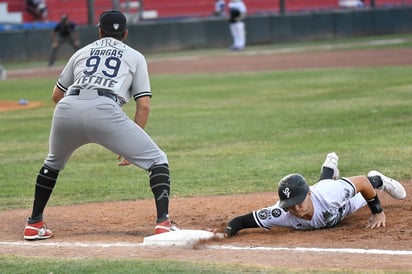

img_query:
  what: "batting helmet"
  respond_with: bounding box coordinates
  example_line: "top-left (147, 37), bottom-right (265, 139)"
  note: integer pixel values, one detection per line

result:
top-left (278, 174), bottom-right (309, 208)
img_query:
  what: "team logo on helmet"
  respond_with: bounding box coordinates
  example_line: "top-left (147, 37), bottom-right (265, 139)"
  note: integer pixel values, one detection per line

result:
top-left (282, 187), bottom-right (290, 198)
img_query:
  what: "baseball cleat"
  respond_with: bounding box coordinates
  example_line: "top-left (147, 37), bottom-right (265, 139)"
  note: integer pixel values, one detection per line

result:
top-left (368, 170), bottom-right (406, 200)
top-left (154, 219), bottom-right (180, 234)
top-left (23, 219), bottom-right (53, 240)
top-left (321, 152), bottom-right (340, 179)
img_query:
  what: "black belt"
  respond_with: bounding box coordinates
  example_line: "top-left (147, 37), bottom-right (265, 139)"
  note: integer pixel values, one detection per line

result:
top-left (68, 89), bottom-right (118, 103)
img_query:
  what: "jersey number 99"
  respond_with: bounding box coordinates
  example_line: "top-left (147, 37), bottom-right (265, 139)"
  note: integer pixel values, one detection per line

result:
top-left (84, 56), bottom-right (121, 78)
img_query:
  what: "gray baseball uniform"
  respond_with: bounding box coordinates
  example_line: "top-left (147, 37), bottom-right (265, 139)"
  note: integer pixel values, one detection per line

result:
top-left (44, 36), bottom-right (167, 171)
top-left (24, 10), bottom-right (174, 241)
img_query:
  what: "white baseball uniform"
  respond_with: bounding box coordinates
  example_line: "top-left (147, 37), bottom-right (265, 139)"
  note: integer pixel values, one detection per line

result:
top-left (228, 0), bottom-right (247, 50)
top-left (253, 178), bottom-right (367, 230)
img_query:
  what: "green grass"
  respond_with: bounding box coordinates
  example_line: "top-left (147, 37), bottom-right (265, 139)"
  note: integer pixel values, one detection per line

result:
top-left (1, 35), bottom-right (412, 273)
top-left (0, 256), bottom-right (272, 273)
top-left (0, 256), bottom-right (398, 274)
top-left (1, 66), bottom-right (412, 209)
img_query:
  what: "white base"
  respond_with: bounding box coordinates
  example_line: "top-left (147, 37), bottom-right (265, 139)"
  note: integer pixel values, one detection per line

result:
top-left (143, 229), bottom-right (224, 246)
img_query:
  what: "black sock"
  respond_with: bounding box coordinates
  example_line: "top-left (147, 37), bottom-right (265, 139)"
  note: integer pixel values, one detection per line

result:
top-left (319, 167), bottom-right (334, 181)
top-left (367, 175), bottom-right (383, 189)
top-left (30, 165), bottom-right (59, 223)
top-left (149, 164), bottom-right (170, 223)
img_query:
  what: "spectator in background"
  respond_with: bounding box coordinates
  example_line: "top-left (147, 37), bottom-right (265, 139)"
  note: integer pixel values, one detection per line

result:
top-left (48, 14), bottom-right (80, 67)
top-left (338, 0), bottom-right (365, 8)
top-left (214, 0), bottom-right (226, 17)
top-left (25, 0), bottom-right (48, 22)
top-left (228, 0), bottom-right (247, 51)
top-left (0, 63), bottom-right (6, 80)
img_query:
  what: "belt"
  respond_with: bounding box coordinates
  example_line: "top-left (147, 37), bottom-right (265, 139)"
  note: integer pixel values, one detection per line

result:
top-left (68, 89), bottom-right (118, 103)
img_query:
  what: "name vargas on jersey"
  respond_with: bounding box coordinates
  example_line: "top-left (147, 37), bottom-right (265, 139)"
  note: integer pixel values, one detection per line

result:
top-left (90, 49), bottom-right (123, 58)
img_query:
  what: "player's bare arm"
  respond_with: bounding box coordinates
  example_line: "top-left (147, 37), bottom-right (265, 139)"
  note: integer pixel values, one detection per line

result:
top-left (134, 96), bottom-right (150, 129)
top-left (117, 96), bottom-right (151, 167)
top-left (350, 175), bottom-right (386, 229)
top-left (52, 85), bottom-right (65, 103)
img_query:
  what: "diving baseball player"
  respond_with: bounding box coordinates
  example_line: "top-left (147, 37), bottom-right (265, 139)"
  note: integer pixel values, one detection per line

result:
top-left (23, 10), bottom-right (178, 240)
top-left (225, 153), bottom-right (407, 237)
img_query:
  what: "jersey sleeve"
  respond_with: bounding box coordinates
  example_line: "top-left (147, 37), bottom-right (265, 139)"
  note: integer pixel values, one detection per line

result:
top-left (252, 202), bottom-right (313, 230)
top-left (131, 53), bottom-right (151, 100)
top-left (312, 178), bottom-right (357, 209)
top-left (56, 52), bottom-right (77, 92)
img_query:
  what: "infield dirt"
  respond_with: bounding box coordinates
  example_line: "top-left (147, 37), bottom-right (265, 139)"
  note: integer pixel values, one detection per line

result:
top-left (1, 47), bottom-right (412, 271)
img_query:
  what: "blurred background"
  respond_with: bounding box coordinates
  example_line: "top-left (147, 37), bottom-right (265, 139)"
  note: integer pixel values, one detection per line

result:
top-left (2, 0), bottom-right (412, 25)
top-left (1, 0), bottom-right (412, 63)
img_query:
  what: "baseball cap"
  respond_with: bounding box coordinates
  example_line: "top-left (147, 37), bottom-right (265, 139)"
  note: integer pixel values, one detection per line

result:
top-left (98, 10), bottom-right (126, 33)
top-left (277, 174), bottom-right (309, 208)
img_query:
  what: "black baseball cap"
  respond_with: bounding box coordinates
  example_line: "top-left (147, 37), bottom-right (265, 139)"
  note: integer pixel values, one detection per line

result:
top-left (277, 174), bottom-right (309, 208)
top-left (98, 10), bottom-right (126, 33)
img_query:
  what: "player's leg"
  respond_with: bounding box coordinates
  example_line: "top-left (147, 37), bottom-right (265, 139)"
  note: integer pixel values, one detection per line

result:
top-left (48, 46), bottom-right (58, 67)
top-left (24, 98), bottom-right (88, 240)
top-left (232, 22), bottom-right (242, 49)
top-left (237, 21), bottom-right (246, 49)
top-left (23, 164), bottom-right (59, 240)
top-left (319, 152), bottom-right (339, 181)
top-left (48, 37), bottom-right (63, 67)
top-left (229, 23), bottom-right (237, 49)
top-left (367, 171), bottom-right (406, 199)
top-left (86, 101), bottom-right (176, 233)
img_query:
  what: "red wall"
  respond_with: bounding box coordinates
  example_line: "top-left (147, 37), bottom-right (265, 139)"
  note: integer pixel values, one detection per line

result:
top-left (3, 0), bottom-right (412, 25)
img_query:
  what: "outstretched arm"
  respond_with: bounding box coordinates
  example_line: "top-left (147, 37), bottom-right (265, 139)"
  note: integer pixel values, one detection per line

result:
top-left (224, 212), bottom-right (259, 238)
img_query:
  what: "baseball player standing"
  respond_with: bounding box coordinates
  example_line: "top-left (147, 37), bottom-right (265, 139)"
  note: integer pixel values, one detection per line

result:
top-left (228, 0), bottom-right (247, 50)
top-left (225, 152), bottom-right (407, 237)
top-left (24, 10), bottom-right (178, 240)
top-left (48, 14), bottom-right (80, 67)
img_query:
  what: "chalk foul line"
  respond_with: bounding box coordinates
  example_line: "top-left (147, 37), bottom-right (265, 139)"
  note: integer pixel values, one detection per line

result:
top-left (206, 245), bottom-right (412, 256)
top-left (0, 241), bottom-right (411, 256)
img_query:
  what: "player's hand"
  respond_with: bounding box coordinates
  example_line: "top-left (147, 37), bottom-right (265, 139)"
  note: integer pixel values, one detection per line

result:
top-left (366, 211), bottom-right (386, 229)
top-left (117, 155), bottom-right (131, 166)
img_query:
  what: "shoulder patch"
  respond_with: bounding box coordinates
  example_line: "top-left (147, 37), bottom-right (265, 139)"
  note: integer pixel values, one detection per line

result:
top-left (271, 208), bottom-right (282, 218)
top-left (257, 209), bottom-right (269, 220)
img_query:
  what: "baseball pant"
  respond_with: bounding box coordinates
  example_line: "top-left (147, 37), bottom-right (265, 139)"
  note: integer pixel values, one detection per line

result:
top-left (44, 90), bottom-right (168, 171)
top-left (229, 21), bottom-right (246, 49)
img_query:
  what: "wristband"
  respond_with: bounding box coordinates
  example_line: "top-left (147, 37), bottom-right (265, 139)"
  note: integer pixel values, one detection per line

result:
top-left (366, 194), bottom-right (383, 214)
